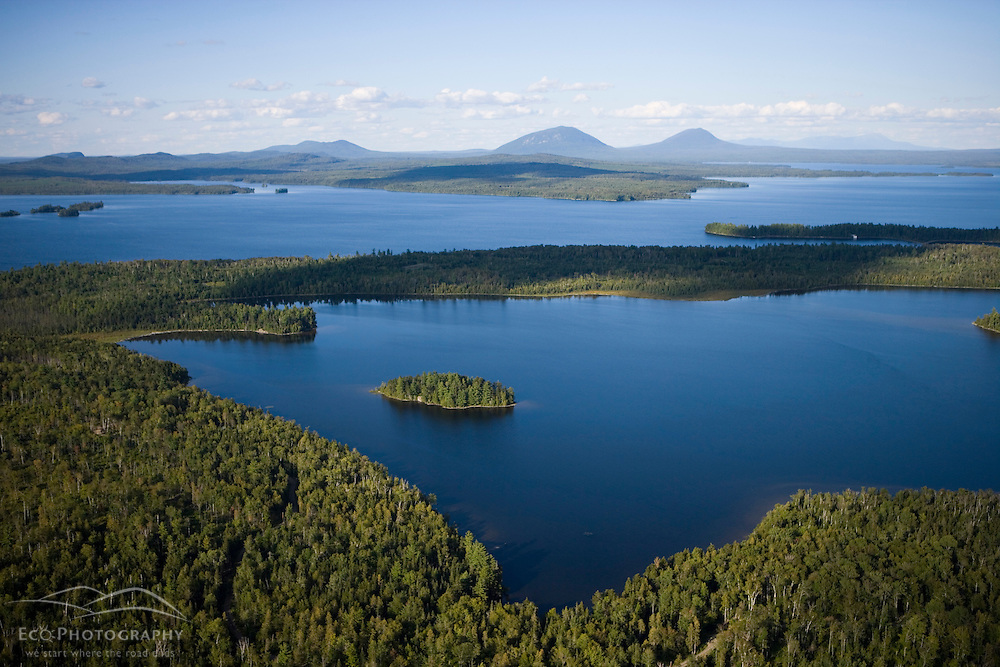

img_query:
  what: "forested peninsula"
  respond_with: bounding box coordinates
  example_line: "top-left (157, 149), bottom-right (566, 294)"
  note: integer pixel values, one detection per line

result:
top-left (705, 222), bottom-right (1000, 245)
top-left (4, 244), bottom-right (996, 339)
top-left (2, 242), bottom-right (1000, 664)
top-left (975, 308), bottom-right (1000, 333)
top-left (373, 372), bottom-right (515, 409)
top-left (0, 176), bottom-right (255, 196)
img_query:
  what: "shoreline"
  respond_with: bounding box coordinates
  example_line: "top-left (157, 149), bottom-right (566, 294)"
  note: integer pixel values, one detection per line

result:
top-left (119, 327), bottom-right (317, 342)
top-left (372, 391), bottom-right (515, 410)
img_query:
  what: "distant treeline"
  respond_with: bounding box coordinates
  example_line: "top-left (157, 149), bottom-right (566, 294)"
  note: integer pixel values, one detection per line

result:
top-left (705, 221), bottom-right (1000, 244)
top-left (217, 244), bottom-right (1000, 300)
top-left (2, 244), bottom-right (998, 338)
top-left (267, 161), bottom-right (748, 201)
top-left (0, 176), bottom-right (254, 196)
top-left (373, 372), bottom-right (515, 409)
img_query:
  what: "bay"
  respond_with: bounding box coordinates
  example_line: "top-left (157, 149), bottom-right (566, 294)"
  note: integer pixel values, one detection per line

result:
top-left (123, 289), bottom-right (1000, 611)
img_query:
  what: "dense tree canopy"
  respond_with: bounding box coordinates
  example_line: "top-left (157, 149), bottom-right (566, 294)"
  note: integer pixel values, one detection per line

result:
top-left (1, 239), bottom-right (998, 664)
top-left (705, 221), bottom-right (1000, 244)
top-left (4, 244), bottom-right (997, 339)
top-left (974, 307), bottom-right (1000, 333)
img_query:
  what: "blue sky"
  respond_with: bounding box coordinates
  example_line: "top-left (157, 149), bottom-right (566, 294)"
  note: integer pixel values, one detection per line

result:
top-left (2, 0), bottom-right (998, 155)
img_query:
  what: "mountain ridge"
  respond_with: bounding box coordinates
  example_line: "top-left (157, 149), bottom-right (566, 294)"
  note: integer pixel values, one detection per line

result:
top-left (4, 127), bottom-right (999, 174)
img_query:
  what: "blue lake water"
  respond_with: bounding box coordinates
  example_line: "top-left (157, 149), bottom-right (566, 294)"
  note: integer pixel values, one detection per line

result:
top-left (1, 169), bottom-right (997, 270)
top-left (124, 290), bottom-right (1000, 611)
top-left (6, 170), bottom-right (1000, 611)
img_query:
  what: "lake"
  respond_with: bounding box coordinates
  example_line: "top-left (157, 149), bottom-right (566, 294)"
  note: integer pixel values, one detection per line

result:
top-left (6, 170), bottom-right (1000, 611)
top-left (1, 168), bottom-right (997, 270)
top-left (123, 289), bottom-right (1000, 611)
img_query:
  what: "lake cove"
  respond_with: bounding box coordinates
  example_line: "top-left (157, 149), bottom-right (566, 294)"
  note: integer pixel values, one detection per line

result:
top-left (123, 288), bottom-right (1000, 611)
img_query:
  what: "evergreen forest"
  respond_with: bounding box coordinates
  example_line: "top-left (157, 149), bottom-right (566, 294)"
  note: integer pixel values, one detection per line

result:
top-left (1, 239), bottom-right (999, 665)
top-left (974, 307), bottom-right (1000, 333)
top-left (373, 372), bottom-right (515, 409)
top-left (705, 222), bottom-right (1000, 244)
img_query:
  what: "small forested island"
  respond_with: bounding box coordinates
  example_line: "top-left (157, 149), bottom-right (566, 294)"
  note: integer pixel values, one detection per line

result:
top-left (30, 201), bottom-right (104, 216)
top-left (373, 371), bottom-right (515, 409)
top-left (705, 221), bottom-right (1000, 244)
top-left (975, 307), bottom-right (1000, 333)
top-left (0, 209), bottom-right (19, 217)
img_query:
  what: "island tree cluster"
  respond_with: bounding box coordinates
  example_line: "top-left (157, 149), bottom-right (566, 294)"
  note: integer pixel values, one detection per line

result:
top-left (29, 201), bottom-right (105, 217)
top-left (373, 371), bottom-right (515, 409)
top-left (974, 307), bottom-right (1000, 333)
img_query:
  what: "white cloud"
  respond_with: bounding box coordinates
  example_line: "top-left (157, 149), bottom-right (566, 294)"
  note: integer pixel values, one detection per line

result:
top-left (231, 78), bottom-right (291, 91)
top-left (561, 81), bottom-right (613, 92)
top-left (0, 94), bottom-right (40, 113)
top-left (461, 105), bottom-right (536, 120)
top-left (612, 101), bottom-right (697, 119)
top-left (334, 87), bottom-right (422, 111)
top-left (867, 102), bottom-right (909, 117)
top-left (573, 94), bottom-right (590, 104)
top-left (610, 99), bottom-right (846, 121)
top-left (163, 99), bottom-right (235, 122)
top-left (527, 77), bottom-right (612, 93)
top-left (337, 87), bottom-right (387, 107)
top-left (98, 97), bottom-right (158, 118)
top-left (705, 103), bottom-right (757, 118)
top-left (82, 77), bottom-right (106, 89)
top-left (926, 106), bottom-right (1000, 121)
top-left (759, 101), bottom-right (846, 117)
top-left (526, 76), bottom-right (560, 93)
top-left (437, 88), bottom-right (538, 107)
top-left (37, 111), bottom-right (68, 126)
top-left (252, 106), bottom-right (296, 119)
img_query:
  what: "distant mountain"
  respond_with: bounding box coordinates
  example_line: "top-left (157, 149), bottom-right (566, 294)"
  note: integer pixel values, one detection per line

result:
top-left (736, 134), bottom-right (936, 151)
top-left (619, 128), bottom-right (745, 161)
top-left (0, 148), bottom-right (344, 181)
top-left (264, 139), bottom-right (379, 159)
top-left (643, 127), bottom-right (727, 150)
top-left (5, 128), bottom-right (998, 183)
top-left (494, 126), bottom-right (617, 159)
